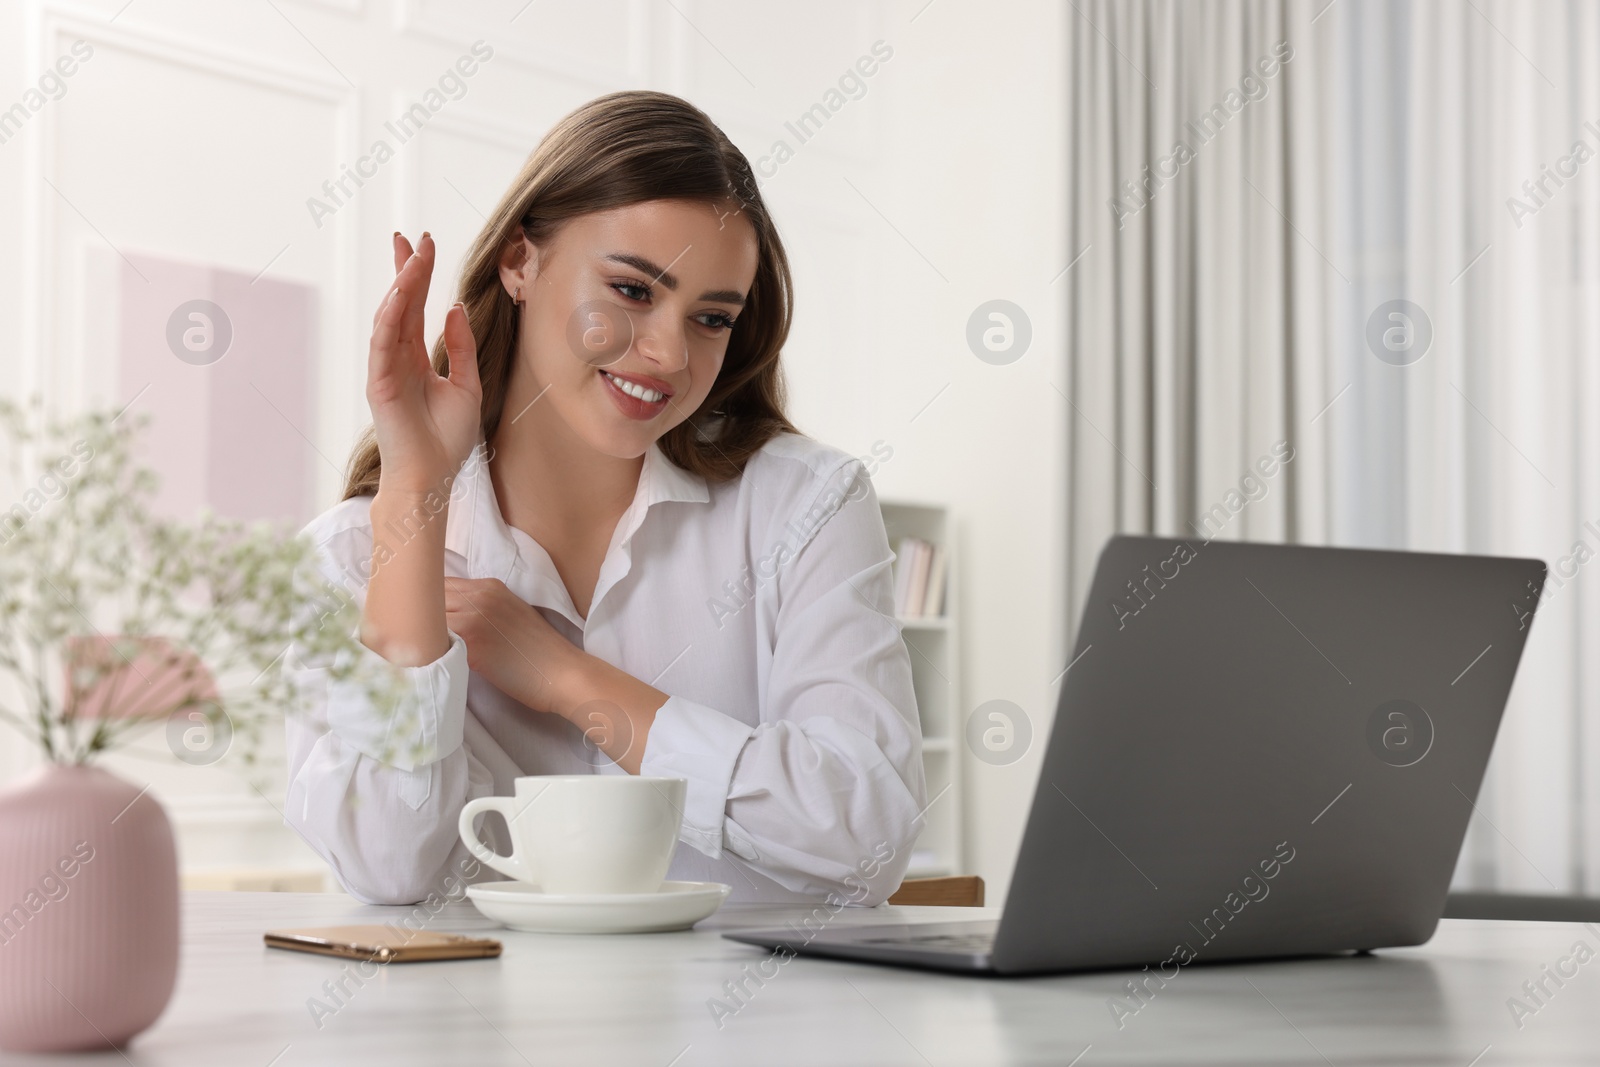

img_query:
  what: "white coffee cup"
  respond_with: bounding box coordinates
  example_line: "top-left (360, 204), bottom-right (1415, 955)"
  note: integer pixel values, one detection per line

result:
top-left (457, 775), bottom-right (686, 895)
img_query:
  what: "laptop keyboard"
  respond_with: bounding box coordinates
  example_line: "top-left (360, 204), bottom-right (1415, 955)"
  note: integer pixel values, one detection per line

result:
top-left (862, 932), bottom-right (997, 953)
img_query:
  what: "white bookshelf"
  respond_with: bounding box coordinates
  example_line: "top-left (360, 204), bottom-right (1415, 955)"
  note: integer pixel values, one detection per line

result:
top-left (879, 500), bottom-right (963, 879)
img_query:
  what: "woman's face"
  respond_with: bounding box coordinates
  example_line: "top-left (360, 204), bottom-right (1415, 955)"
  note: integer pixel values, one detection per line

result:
top-left (500, 197), bottom-right (760, 460)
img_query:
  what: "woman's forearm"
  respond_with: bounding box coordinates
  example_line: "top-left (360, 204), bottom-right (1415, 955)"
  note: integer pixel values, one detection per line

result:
top-left (356, 228), bottom-right (482, 669)
top-left (561, 655), bottom-right (669, 775)
top-left (362, 484), bottom-right (451, 666)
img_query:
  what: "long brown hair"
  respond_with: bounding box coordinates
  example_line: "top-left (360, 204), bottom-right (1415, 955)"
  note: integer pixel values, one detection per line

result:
top-left (341, 90), bottom-right (798, 499)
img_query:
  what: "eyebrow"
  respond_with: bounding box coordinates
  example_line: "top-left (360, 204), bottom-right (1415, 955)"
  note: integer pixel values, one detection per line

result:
top-left (604, 252), bottom-right (747, 306)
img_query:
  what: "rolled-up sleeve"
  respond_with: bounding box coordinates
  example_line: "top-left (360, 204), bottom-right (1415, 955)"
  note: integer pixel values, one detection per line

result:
top-left (320, 632), bottom-right (470, 772)
top-left (639, 695), bottom-right (755, 856)
top-left (639, 460), bottom-right (927, 905)
top-left (282, 506), bottom-right (494, 906)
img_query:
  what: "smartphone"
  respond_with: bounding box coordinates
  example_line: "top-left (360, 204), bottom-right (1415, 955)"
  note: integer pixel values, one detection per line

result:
top-left (264, 925), bottom-right (501, 963)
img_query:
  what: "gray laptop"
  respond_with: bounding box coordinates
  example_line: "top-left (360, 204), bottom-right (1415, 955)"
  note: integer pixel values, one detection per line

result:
top-left (724, 536), bottom-right (1546, 975)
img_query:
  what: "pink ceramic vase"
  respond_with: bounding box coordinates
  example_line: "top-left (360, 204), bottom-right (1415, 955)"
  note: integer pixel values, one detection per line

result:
top-left (0, 763), bottom-right (179, 1052)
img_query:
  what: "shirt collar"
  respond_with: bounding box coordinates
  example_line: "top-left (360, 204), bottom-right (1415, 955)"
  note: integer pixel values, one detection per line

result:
top-left (442, 440), bottom-right (709, 621)
top-left (640, 440), bottom-right (712, 508)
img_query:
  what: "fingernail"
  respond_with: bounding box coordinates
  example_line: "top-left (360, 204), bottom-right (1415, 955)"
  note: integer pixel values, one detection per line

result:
top-left (422, 231), bottom-right (431, 240)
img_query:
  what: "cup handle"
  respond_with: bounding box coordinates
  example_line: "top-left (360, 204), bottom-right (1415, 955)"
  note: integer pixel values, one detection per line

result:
top-left (458, 795), bottom-right (537, 884)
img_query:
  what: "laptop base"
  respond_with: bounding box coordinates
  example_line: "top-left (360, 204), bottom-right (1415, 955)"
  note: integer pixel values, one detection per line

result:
top-left (724, 920), bottom-right (998, 974)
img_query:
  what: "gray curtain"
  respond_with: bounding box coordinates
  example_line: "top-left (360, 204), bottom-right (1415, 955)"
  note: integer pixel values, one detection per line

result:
top-left (1066, 0), bottom-right (1600, 893)
top-left (1065, 0), bottom-right (1333, 612)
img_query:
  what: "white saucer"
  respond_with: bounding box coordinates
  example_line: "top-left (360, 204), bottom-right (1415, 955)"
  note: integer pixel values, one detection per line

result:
top-left (465, 880), bottom-right (732, 934)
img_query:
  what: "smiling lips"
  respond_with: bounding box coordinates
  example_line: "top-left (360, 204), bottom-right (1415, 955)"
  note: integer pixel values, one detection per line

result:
top-left (599, 368), bottom-right (673, 420)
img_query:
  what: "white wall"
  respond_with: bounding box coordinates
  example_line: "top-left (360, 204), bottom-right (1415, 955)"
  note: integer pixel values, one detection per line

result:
top-left (0, 0), bottom-right (1067, 899)
top-left (849, 2), bottom-right (1068, 902)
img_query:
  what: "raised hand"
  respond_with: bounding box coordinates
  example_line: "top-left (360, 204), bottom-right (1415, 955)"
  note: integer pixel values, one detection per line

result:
top-left (360, 232), bottom-right (484, 668)
top-left (366, 232), bottom-right (483, 494)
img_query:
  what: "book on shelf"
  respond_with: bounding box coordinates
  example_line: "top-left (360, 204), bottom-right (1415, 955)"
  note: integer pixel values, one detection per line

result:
top-left (891, 535), bottom-right (947, 618)
top-left (892, 536), bottom-right (915, 615)
top-left (905, 539), bottom-right (930, 618)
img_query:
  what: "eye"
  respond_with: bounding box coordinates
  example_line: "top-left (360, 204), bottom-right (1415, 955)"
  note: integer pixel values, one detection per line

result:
top-left (695, 311), bottom-right (737, 331)
top-left (610, 278), bottom-right (736, 332)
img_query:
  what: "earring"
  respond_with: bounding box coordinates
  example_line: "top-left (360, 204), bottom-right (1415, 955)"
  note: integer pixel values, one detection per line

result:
top-left (513, 286), bottom-right (521, 305)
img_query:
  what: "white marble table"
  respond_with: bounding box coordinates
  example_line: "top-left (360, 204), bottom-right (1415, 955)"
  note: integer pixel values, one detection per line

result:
top-left (11, 891), bottom-right (1600, 1065)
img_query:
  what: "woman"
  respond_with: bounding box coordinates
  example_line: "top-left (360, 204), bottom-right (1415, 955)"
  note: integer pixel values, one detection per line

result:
top-left (283, 91), bottom-right (926, 908)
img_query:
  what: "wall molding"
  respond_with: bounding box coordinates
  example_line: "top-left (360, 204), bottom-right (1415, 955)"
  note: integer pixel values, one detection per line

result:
top-left (32, 5), bottom-right (361, 506)
top-left (386, 91), bottom-right (542, 278)
top-left (665, 0), bottom-right (890, 167)
top-left (164, 792), bottom-right (287, 827)
top-left (285, 0), bottom-right (365, 15)
top-left (394, 0), bottom-right (652, 90)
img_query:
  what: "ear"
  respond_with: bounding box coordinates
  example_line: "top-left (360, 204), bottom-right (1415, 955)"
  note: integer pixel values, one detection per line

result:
top-left (497, 234), bottom-right (540, 301)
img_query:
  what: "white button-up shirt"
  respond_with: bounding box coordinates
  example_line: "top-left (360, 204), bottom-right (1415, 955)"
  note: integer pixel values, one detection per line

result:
top-left (282, 433), bottom-right (926, 906)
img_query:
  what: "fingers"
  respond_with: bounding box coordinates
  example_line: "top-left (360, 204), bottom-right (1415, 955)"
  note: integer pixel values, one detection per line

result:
top-left (444, 577), bottom-right (483, 609)
top-left (371, 240), bottom-right (420, 343)
top-left (398, 232), bottom-right (436, 347)
top-left (373, 232), bottom-right (416, 332)
top-left (371, 272), bottom-right (397, 333)
top-left (443, 302), bottom-right (483, 398)
top-left (369, 234), bottom-right (432, 390)
top-left (444, 578), bottom-right (512, 617)
top-left (444, 577), bottom-right (504, 597)
top-left (367, 285), bottom-right (407, 392)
